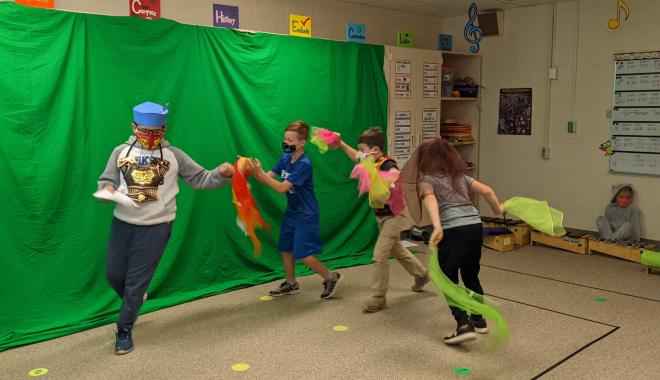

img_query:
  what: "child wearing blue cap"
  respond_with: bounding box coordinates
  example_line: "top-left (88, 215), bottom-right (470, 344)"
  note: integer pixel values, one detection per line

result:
top-left (97, 101), bottom-right (234, 355)
top-left (250, 121), bottom-right (342, 299)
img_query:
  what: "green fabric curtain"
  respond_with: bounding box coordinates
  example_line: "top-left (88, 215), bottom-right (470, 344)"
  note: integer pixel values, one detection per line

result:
top-left (0, 3), bottom-right (388, 351)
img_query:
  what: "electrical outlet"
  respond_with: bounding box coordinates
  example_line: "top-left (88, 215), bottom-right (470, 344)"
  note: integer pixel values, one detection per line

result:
top-left (542, 147), bottom-right (550, 159)
top-left (548, 67), bottom-right (558, 80)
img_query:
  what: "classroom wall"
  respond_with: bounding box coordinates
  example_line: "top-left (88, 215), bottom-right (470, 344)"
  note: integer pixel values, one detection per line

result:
top-left (443, 0), bottom-right (660, 240)
top-left (42, 0), bottom-right (444, 49)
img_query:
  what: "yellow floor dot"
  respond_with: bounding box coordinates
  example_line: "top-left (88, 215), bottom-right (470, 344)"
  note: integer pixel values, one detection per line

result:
top-left (28, 368), bottom-right (48, 377)
top-left (259, 295), bottom-right (273, 301)
top-left (333, 325), bottom-right (349, 332)
top-left (231, 363), bottom-right (250, 372)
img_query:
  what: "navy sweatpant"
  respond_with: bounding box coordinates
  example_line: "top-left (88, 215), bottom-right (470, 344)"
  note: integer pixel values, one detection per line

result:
top-left (106, 218), bottom-right (172, 330)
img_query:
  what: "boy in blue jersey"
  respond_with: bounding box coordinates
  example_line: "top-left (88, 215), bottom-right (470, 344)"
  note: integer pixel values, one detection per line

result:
top-left (251, 121), bottom-right (342, 299)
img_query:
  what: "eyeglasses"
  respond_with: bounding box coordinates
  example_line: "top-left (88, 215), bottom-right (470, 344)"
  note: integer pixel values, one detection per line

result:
top-left (135, 127), bottom-right (164, 136)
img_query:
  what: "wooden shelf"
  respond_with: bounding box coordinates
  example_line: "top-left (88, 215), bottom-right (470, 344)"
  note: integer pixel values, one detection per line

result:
top-left (440, 50), bottom-right (479, 57)
top-left (449, 141), bottom-right (476, 146)
top-left (441, 97), bottom-right (477, 101)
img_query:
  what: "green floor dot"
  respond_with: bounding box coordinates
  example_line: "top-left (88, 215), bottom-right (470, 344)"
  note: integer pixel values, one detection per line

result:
top-left (593, 297), bottom-right (608, 303)
top-left (453, 367), bottom-right (472, 376)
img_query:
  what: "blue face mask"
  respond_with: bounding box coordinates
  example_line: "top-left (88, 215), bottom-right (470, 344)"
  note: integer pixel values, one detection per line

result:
top-left (282, 142), bottom-right (296, 153)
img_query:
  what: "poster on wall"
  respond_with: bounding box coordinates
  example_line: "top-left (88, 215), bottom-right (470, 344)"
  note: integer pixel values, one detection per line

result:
top-left (397, 29), bottom-right (414, 48)
top-left (346, 22), bottom-right (366, 43)
top-left (289, 14), bottom-right (312, 37)
top-left (498, 88), bottom-right (532, 135)
top-left (213, 4), bottom-right (239, 29)
top-left (130, 0), bottom-right (160, 19)
top-left (15, 0), bottom-right (54, 8)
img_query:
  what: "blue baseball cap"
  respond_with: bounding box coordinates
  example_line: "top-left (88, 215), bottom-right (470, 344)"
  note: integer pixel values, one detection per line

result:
top-left (133, 101), bottom-right (168, 127)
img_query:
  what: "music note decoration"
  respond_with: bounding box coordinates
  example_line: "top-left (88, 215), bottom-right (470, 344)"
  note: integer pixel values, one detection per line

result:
top-left (608, 0), bottom-right (630, 30)
top-left (464, 2), bottom-right (483, 54)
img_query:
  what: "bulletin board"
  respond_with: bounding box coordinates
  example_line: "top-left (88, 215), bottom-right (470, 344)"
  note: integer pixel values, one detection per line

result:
top-left (610, 51), bottom-right (660, 175)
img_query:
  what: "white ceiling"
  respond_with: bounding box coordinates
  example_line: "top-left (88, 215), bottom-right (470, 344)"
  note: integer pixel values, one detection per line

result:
top-left (340, 0), bottom-right (567, 17)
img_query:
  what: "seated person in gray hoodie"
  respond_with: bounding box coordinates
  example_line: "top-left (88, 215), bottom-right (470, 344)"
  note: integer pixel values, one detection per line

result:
top-left (596, 184), bottom-right (640, 242)
top-left (97, 101), bottom-right (234, 355)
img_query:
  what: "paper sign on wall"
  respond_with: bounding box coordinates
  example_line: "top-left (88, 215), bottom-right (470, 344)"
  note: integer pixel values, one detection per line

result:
top-left (130, 0), bottom-right (160, 19)
top-left (290, 14), bottom-right (312, 37)
top-left (15, 0), bottom-right (54, 8)
top-left (346, 22), bottom-right (366, 43)
top-left (393, 111), bottom-right (412, 165)
top-left (213, 4), bottom-right (239, 29)
top-left (397, 29), bottom-right (414, 48)
top-left (423, 62), bottom-right (438, 98)
top-left (395, 60), bottom-right (412, 99)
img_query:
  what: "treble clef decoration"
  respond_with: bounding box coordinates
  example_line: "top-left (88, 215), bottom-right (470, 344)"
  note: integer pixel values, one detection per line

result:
top-left (464, 2), bottom-right (483, 53)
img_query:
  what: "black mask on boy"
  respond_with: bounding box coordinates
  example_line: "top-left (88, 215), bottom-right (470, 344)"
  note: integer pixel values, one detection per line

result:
top-left (282, 142), bottom-right (296, 153)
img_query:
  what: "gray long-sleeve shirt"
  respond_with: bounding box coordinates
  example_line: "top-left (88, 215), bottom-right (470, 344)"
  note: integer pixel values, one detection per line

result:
top-left (98, 136), bottom-right (229, 225)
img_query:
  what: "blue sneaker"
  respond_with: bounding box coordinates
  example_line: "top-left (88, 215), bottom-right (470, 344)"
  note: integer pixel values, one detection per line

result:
top-left (115, 328), bottom-right (134, 355)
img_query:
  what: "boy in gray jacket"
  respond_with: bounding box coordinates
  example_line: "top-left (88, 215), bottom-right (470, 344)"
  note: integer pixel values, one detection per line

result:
top-left (97, 101), bottom-right (233, 354)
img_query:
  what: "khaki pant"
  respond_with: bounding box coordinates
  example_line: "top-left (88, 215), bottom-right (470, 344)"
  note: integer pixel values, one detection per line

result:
top-left (372, 214), bottom-right (427, 297)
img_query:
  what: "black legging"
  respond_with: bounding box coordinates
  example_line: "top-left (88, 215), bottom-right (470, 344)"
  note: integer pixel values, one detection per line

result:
top-left (437, 222), bottom-right (484, 326)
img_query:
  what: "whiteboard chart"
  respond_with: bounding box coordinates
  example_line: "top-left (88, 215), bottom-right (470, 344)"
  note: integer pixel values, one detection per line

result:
top-left (614, 91), bottom-right (660, 107)
top-left (615, 57), bottom-right (660, 74)
top-left (614, 73), bottom-right (660, 91)
top-left (611, 136), bottom-right (660, 153)
top-left (612, 122), bottom-right (660, 136)
top-left (612, 107), bottom-right (660, 122)
top-left (611, 51), bottom-right (660, 175)
top-left (610, 152), bottom-right (660, 176)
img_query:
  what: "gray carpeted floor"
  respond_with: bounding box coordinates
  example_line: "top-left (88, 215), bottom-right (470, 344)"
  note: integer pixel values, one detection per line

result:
top-left (2, 244), bottom-right (659, 379)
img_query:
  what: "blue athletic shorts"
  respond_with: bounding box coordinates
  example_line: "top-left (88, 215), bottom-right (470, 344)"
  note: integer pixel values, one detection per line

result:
top-left (278, 216), bottom-right (322, 259)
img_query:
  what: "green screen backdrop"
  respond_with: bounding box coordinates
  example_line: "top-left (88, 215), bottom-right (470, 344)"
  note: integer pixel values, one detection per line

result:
top-left (0, 3), bottom-right (388, 351)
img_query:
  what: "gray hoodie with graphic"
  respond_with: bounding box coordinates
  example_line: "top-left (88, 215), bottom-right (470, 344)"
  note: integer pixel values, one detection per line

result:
top-left (98, 136), bottom-right (229, 225)
top-left (596, 183), bottom-right (640, 241)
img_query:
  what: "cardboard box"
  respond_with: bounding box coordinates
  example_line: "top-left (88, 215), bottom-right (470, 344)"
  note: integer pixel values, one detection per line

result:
top-left (509, 224), bottom-right (531, 246)
top-left (483, 234), bottom-right (515, 252)
top-left (482, 218), bottom-right (530, 246)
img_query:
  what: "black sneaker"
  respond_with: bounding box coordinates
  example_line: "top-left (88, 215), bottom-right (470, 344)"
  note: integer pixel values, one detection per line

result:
top-left (321, 272), bottom-right (342, 299)
top-left (269, 281), bottom-right (300, 297)
top-left (443, 324), bottom-right (478, 345)
top-left (115, 328), bottom-right (134, 355)
top-left (470, 318), bottom-right (489, 334)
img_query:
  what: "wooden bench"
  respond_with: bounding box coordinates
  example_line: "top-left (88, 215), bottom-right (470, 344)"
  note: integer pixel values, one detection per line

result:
top-left (588, 240), bottom-right (639, 263)
top-left (530, 230), bottom-right (592, 255)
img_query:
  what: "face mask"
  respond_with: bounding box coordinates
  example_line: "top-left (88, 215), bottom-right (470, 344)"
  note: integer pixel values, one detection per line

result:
top-left (616, 197), bottom-right (632, 208)
top-left (282, 142), bottom-right (296, 153)
top-left (135, 129), bottom-right (163, 149)
top-left (358, 149), bottom-right (377, 161)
